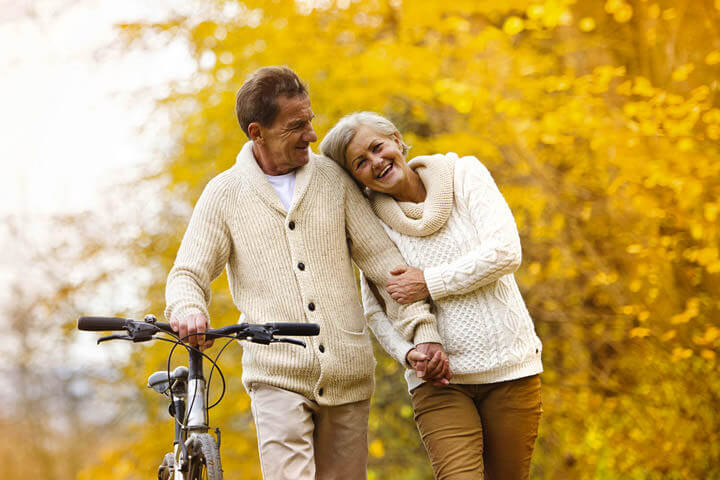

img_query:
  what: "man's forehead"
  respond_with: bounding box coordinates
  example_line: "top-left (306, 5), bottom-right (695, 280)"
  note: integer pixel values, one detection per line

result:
top-left (276, 95), bottom-right (313, 121)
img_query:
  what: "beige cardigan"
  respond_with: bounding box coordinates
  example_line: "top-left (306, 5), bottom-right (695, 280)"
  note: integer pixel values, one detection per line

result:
top-left (165, 141), bottom-right (440, 405)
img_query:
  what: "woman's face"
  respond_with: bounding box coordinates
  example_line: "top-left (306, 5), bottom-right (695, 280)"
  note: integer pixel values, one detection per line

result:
top-left (345, 126), bottom-right (410, 195)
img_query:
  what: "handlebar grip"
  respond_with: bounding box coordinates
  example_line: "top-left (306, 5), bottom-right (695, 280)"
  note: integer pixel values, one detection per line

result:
top-left (266, 322), bottom-right (320, 336)
top-left (77, 316), bottom-right (130, 331)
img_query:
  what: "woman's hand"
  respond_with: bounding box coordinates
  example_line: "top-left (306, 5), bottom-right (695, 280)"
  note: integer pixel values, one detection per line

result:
top-left (386, 265), bottom-right (430, 305)
top-left (407, 344), bottom-right (452, 386)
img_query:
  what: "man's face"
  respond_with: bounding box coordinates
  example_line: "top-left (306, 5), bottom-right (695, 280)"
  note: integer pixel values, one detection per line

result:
top-left (256, 95), bottom-right (317, 174)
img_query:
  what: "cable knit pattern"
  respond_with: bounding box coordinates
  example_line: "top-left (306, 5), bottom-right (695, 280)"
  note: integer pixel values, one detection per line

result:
top-left (166, 141), bottom-right (441, 406)
top-left (362, 154), bottom-right (542, 392)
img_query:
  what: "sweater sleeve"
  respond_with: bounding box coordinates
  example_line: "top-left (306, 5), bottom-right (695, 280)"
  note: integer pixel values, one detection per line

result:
top-left (340, 167), bottom-right (442, 345)
top-left (423, 156), bottom-right (522, 300)
top-left (165, 179), bottom-right (232, 323)
top-left (360, 272), bottom-right (415, 366)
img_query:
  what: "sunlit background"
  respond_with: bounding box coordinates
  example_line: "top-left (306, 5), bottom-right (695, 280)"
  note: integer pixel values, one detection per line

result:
top-left (2, 0), bottom-right (719, 478)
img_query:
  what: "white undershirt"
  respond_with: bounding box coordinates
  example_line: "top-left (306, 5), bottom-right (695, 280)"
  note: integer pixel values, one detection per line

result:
top-left (265, 171), bottom-right (296, 211)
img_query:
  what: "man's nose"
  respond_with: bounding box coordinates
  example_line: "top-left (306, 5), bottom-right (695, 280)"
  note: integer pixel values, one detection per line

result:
top-left (304, 125), bottom-right (318, 143)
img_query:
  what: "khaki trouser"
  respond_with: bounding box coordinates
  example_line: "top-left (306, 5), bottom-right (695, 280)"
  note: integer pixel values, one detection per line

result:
top-left (248, 383), bottom-right (370, 480)
top-left (411, 374), bottom-right (542, 480)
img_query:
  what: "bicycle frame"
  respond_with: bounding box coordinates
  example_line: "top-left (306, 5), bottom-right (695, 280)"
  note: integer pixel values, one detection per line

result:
top-left (77, 315), bottom-right (320, 480)
top-left (169, 348), bottom-right (212, 473)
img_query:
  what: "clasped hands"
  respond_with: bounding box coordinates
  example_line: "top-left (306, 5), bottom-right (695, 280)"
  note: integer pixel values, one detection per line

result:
top-left (408, 342), bottom-right (452, 386)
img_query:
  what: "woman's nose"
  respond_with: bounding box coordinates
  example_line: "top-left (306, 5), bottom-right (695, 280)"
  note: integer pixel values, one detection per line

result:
top-left (369, 153), bottom-right (384, 170)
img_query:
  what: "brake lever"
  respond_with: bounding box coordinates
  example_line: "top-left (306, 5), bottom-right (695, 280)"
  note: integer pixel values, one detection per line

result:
top-left (98, 334), bottom-right (133, 344)
top-left (275, 338), bottom-right (307, 348)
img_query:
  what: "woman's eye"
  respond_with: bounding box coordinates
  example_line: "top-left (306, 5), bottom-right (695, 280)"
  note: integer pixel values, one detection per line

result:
top-left (372, 143), bottom-right (381, 152)
top-left (355, 159), bottom-right (366, 169)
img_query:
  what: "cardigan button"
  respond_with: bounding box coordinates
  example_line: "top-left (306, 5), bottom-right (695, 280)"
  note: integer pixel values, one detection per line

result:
top-left (288, 221), bottom-right (295, 230)
top-left (308, 302), bottom-right (315, 311)
top-left (298, 262), bottom-right (305, 271)
top-left (318, 344), bottom-right (325, 353)
top-left (318, 388), bottom-right (324, 396)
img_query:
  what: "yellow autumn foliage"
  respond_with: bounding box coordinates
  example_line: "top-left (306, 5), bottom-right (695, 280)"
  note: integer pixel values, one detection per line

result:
top-left (69, 1), bottom-right (720, 479)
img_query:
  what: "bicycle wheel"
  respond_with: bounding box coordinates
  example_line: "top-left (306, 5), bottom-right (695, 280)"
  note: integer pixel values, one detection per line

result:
top-left (187, 433), bottom-right (223, 480)
top-left (158, 452), bottom-right (174, 480)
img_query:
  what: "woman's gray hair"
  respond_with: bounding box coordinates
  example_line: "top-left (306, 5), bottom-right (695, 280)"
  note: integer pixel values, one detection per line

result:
top-left (320, 112), bottom-right (410, 170)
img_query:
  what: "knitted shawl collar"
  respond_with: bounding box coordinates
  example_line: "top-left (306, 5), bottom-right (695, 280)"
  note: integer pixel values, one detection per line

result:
top-left (368, 152), bottom-right (456, 237)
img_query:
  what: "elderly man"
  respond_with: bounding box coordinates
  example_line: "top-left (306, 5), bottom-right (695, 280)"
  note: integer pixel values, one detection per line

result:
top-left (165, 66), bottom-right (448, 480)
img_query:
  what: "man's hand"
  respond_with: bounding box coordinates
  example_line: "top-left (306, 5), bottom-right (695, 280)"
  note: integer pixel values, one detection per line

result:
top-left (409, 342), bottom-right (452, 386)
top-left (386, 265), bottom-right (430, 305)
top-left (170, 312), bottom-right (214, 350)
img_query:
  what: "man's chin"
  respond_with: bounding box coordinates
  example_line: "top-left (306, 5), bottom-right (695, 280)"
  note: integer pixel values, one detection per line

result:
top-left (295, 150), bottom-right (310, 165)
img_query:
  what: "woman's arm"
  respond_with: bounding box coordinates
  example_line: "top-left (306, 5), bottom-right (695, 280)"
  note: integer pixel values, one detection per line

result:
top-left (388, 156), bottom-right (522, 302)
top-left (424, 156), bottom-right (522, 299)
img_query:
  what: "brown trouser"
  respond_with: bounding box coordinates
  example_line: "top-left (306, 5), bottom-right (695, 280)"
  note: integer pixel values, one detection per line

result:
top-left (411, 375), bottom-right (542, 480)
top-left (248, 383), bottom-right (370, 480)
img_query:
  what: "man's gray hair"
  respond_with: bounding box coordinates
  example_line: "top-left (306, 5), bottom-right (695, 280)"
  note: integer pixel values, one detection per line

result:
top-left (320, 112), bottom-right (410, 169)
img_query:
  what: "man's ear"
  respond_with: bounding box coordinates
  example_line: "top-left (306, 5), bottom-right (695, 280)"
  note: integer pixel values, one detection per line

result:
top-left (248, 122), bottom-right (263, 143)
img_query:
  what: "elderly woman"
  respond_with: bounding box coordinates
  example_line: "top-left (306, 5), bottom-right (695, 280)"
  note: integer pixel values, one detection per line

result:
top-left (319, 112), bottom-right (543, 480)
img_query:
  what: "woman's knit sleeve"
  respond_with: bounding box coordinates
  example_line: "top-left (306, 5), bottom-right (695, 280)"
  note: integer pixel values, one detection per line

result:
top-left (423, 156), bottom-right (522, 300)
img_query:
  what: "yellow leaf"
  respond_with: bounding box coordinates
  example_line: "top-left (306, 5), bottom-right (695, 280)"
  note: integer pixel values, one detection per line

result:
top-left (705, 50), bottom-right (720, 65)
top-left (614, 4), bottom-right (633, 23)
top-left (677, 138), bottom-right (694, 152)
top-left (503, 16), bottom-right (525, 35)
top-left (672, 63), bottom-right (695, 82)
top-left (630, 327), bottom-right (651, 338)
top-left (632, 77), bottom-right (655, 97)
top-left (579, 17), bottom-right (596, 32)
top-left (701, 349), bottom-right (716, 361)
top-left (662, 8), bottom-right (678, 20)
top-left (705, 203), bottom-right (719, 222)
top-left (703, 108), bottom-right (720, 124)
top-left (626, 244), bottom-right (643, 254)
top-left (648, 3), bottom-right (660, 18)
top-left (661, 330), bottom-right (677, 341)
top-left (671, 347), bottom-right (693, 361)
top-left (369, 439), bottom-right (385, 458)
top-left (605, 0), bottom-right (624, 14)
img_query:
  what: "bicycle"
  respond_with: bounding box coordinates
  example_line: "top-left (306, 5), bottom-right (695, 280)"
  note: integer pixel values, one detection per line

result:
top-left (77, 314), bottom-right (319, 480)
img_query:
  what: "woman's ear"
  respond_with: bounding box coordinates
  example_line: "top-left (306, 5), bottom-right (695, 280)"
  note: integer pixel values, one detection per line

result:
top-left (392, 131), bottom-right (402, 147)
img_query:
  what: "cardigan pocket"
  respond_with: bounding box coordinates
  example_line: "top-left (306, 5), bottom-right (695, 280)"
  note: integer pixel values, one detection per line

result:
top-left (338, 324), bottom-right (370, 337)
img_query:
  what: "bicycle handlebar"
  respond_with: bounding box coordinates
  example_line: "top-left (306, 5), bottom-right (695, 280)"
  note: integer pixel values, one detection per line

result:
top-left (78, 316), bottom-right (133, 331)
top-left (77, 316), bottom-right (320, 341)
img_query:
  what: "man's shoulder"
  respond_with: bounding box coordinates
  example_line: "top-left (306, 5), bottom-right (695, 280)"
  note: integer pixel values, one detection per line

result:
top-left (312, 152), bottom-right (347, 175)
top-left (203, 164), bottom-right (243, 196)
top-left (310, 152), bottom-right (354, 188)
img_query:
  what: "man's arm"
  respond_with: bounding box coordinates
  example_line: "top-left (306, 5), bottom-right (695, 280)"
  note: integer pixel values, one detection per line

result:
top-left (339, 166), bottom-right (442, 346)
top-left (361, 273), bottom-right (450, 384)
top-left (165, 180), bottom-right (232, 347)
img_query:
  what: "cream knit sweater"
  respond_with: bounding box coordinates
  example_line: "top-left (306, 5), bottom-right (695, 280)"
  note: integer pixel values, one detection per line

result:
top-left (165, 141), bottom-right (441, 405)
top-left (360, 153), bottom-right (543, 392)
